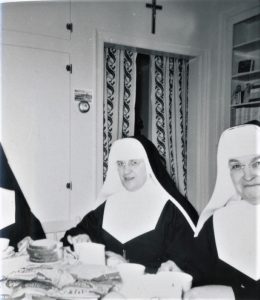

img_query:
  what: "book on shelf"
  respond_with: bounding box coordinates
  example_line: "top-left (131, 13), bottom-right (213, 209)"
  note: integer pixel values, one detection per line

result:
top-left (249, 87), bottom-right (260, 101)
top-left (238, 59), bottom-right (255, 73)
top-left (234, 106), bottom-right (260, 126)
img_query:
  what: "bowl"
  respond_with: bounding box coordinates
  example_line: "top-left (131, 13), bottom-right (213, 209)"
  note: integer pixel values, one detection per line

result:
top-left (0, 238), bottom-right (10, 252)
top-left (117, 263), bottom-right (145, 282)
top-left (158, 271), bottom-right (193, 292)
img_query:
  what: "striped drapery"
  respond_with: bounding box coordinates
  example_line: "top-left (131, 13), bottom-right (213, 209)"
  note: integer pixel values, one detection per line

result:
top-left (150, 55), bottom-right (189, 195)
top-left (103, 46), bottom-right (137, 181)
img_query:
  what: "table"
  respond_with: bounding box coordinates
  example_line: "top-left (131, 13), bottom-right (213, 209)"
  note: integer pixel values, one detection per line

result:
top-left (0, 251), bottom-right (120, 299)
top-left (0, 250), bottom-right (184, 299)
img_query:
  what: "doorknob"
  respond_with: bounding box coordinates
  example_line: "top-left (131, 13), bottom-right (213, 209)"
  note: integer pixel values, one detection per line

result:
top-left (66, 182), bottom-right (72, 190)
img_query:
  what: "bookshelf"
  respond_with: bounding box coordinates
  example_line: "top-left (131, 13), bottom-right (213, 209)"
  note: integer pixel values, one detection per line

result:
top-left (231, 12), bottom-right (260, 126)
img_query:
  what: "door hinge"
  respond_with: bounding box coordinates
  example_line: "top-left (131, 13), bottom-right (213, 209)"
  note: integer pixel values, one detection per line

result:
top-left (66, 23), bottom-right (73, 33)
top-left (66, 181), bottom-right (72, 190)
top-left (66, 64), bottom-right (72, 73)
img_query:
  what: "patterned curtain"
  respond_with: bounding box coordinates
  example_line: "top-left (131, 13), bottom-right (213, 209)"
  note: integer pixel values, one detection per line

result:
top-left (150, 55), bottom-right (189, 195)
top-left (103, 46), bottom-right (137, 181)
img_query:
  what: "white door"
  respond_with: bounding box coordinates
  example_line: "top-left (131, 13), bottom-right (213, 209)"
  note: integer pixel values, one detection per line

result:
top-left (2, 1), bottom-right (71, 40)
top-left (1, 44), bottom-right (71, 226)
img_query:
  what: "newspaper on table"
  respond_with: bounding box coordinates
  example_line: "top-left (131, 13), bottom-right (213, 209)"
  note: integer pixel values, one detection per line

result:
top-left (1, 263), bottom-right (117, 299)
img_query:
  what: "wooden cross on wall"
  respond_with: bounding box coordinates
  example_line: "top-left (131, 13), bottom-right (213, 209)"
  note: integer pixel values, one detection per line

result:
top-left (146, 0), bottom-right (162, 34)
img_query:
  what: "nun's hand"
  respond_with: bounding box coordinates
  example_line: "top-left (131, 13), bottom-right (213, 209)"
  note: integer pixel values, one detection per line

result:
top-left (17, 236), bottom-right (32, 254)
top-left (158, 260), bottom-right (182, 272)
top-left (184, 285), bottom-right (235, 299)
top-left (106, 251), bottom-right (127, 266)
top-left (67, 234), bottom-right (91, 245)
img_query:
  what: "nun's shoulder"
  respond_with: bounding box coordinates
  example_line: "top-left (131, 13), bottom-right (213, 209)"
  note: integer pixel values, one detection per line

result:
top-left (161, 200), bottom-right (195, 222)
top-left (163, 200), bottom-right (199, 233)
top-left (84, 201), bottom-right (106, 219)
top-left (197, 216), bottom-right (214, 238)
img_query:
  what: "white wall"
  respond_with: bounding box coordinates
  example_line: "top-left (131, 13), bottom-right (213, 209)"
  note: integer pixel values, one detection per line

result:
top-left (69, 0), bottom-right (252, 214)
top-left (1, 0), bottom-right (258, 232)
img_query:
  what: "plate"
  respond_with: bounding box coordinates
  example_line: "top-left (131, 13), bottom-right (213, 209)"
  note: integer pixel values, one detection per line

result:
top-left (28, 239), bottom-right (61, 250)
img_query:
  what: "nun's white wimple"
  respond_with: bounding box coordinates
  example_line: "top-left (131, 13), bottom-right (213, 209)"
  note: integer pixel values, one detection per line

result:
top-left (213, 200), bottom-right (260, 280)
top-left (97, 138), bottom-right (196, 243)
top-left (195, 124), bottom-right (260, 237)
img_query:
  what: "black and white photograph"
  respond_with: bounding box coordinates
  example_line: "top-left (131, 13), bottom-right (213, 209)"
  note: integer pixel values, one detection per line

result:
top-left (0, 0), bottom-right (260, 298)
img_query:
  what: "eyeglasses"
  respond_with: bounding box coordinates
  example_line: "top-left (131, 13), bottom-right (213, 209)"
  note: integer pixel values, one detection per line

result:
top-left (228, 159), bottom-right (260, 173)
top-left (116, 159), bottom-right (143, 168)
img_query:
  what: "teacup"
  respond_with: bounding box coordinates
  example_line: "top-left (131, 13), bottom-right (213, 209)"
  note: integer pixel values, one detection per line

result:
top-left (0, 238), bottom-right (10, 252)
top-left (117, 263), bottom-right (145, 283)
top-left (74, 242), bottom-right (106, 265)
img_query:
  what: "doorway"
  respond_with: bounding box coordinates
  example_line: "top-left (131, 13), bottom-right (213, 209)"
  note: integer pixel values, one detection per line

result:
top-left (96, 31), bottom-right (209, 212)
top-left (135, 53), bottom-right (150, 138)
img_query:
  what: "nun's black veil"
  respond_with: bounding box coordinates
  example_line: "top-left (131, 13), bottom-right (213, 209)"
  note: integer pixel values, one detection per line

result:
top-left (133, 135), bottom-right (198, 226)
top-left (0, 143), bottom-right (45, 249)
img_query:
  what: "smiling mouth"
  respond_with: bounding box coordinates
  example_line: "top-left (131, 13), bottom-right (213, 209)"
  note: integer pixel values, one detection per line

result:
top-left (124, 177), bottom-right (134, 182)
top-left (244, 184), bottom-right (260, 187)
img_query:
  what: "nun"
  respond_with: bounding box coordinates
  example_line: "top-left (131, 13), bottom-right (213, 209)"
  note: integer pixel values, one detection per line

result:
top-left (62, 136), bottom-right (198, 272)
top-left (185, 124), bottom-right (260, 299)
top-left (0, 143), bottom-right (45, 251)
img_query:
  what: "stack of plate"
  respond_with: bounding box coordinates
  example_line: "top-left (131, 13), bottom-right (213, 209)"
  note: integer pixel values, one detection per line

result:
top-left (27, 239), bottom-right (63, 263)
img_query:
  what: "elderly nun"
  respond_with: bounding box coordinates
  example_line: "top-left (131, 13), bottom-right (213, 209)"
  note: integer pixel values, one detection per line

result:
top-left (62, 136), bottom-right (198, 272)
top-left (185, 123), bottom-right (260, 300)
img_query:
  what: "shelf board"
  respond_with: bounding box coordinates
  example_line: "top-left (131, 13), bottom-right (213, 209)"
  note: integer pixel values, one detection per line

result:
top-left (232, 70), bottom-right (260, 81)
top-left (231, 100), bottom-right (260, 108)
top-left (233, 38), bottom-right (260, 52)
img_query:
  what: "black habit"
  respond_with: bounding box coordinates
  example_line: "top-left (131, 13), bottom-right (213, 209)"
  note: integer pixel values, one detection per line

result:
top-left (192, 217), bottom-right (260, 300)
top-left (0, 143), bottom-right (45, 249)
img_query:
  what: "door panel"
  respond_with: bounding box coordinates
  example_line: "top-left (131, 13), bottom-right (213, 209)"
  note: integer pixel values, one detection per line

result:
top-left (1, 45), bottom-right (71, 224)
top-left (2, 1), bottom-right (71, 40)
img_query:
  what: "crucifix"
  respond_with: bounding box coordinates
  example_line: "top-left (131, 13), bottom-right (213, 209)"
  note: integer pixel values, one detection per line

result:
top-left (146, 0), bottom-right (162, 34)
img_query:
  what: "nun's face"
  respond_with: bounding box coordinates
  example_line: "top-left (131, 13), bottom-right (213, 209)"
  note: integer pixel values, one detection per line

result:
top-left (229, 155), bottom-right (260, 205)
top-left (117, 159), bottom-right (147, 191)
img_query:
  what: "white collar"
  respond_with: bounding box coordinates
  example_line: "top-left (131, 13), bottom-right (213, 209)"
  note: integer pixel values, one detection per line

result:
top-left (102, 178), bottom-right (168, 243)
top-left (96, 138), bottom-right (196, 232)
top-left (214, 200), bottom-right (260, 280)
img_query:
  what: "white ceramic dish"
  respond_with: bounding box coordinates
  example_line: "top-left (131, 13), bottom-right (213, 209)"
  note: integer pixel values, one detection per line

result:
top-left (28, 239), bottom-right (61, 250)
top-left (120, 272), bottom-right (183, 298)
top-left (157, 271), bottom-right (193, 292)
top-left (117, 263), bottom-right (145, 282)
top-left (27, 239), bottom-right (63, 263)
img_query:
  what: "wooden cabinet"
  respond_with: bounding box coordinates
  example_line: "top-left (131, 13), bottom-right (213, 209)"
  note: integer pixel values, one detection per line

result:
top-left (230, 10), bottom-right (260, 125)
